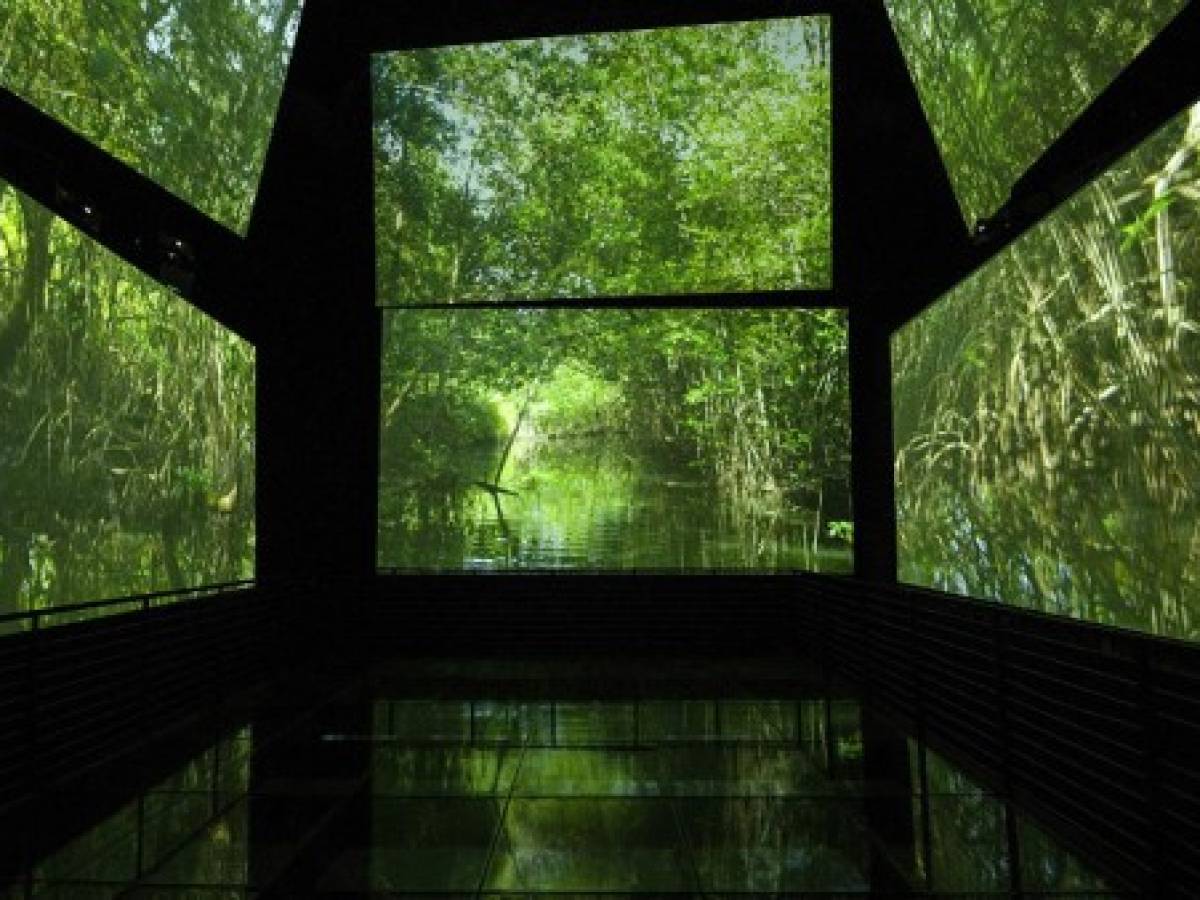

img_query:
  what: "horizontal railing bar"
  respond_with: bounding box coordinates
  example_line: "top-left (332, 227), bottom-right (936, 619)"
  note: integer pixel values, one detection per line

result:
top-left (1006, 694), bottom-right (1142, 753)
top-left (0, 580), bottom-right (254, 626)
top-left (1005, 662), bottom-right (1140, 713)
top-left (1006, 727), bottom-right (1145, 810)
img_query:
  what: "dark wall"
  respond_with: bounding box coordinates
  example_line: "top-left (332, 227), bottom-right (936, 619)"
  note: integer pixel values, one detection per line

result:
top-left (250, 1), bottom-right (379, 585)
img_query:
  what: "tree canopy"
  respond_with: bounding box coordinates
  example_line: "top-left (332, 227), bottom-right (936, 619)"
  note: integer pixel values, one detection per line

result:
top-left (0, 0), bottom-right (302, 234)
top-left (373, 17), bottom-right (830, 302)
top-left (885, 0), bottom-right (1188, 225)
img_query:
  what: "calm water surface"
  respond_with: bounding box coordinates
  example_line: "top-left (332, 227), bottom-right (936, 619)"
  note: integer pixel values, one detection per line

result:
top-left (379, 437), bottom-right (852, 571)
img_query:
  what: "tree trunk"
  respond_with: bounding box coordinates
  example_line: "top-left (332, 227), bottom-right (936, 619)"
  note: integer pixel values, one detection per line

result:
top-left (0, 198), bottom-right (52, 380)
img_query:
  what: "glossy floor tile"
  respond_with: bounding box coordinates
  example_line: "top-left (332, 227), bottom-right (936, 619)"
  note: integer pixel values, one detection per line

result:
top-left (2, 660), bottom-right (1123, 898)
top-left (486, 798), bottom-right (696, 892)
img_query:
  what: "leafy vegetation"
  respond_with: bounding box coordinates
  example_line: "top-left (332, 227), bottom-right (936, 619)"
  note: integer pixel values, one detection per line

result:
top-left (378, 309), bottom-right (850, 571)
top-left (0, 0), bottom-right (302, 234)
top-left (0, 0), bottom-right (296, 616)
top-left (373, 17), bottom-right (830, 302)
top-left (0, 181), bottom-right (255, 617)
top-left (893, 102), bottom-right (1200, 641)
top-left (374, 17), bottom-right (842, 571)
top-left (885, 0), bottom-right (1188, 225)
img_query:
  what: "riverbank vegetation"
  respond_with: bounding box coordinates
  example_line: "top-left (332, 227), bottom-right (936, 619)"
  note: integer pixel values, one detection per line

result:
top-left (378, 309), bottom-right (850, 570)
top-left (0, 0), bottom-right (298, 615)
top-left (893, 102), bottom-right (1200, 641)
top-left (373, 15), bottom-right (840, 569)
top-left (0, 182), bottom-right (255, 616)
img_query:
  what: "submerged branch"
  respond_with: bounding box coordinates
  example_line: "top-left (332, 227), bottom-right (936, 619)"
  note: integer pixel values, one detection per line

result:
top-left (491, 383), bottom-right (537, 487)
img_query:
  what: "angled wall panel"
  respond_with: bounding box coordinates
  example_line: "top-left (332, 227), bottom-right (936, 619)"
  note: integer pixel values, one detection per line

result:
top-left (892, 101), bottom-right (1200, 641)
top-left (885, 0), bottom-right (1188, 225)
top-left (0, 180), bottom-right (255, 618)
top-left (0, 0), bottom-right (304, 234)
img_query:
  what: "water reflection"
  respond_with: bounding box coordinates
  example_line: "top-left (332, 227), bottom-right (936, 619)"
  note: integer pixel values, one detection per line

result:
top-left (17, 727), bottom-right (251, 897)
top-left (6, 671), bottom-right (1117, 897)
top-left (380, 437), bottom-right (853, 572)
top-left (360, 691), bottom-right (1111, 895)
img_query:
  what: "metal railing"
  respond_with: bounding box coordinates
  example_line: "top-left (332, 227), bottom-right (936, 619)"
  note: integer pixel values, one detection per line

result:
top-left (0, 580), bottom-right (255, 635)
top-left (0, 580), bottom-right (283, 820)
top-left (805, 575), bottom-right (1200, 898)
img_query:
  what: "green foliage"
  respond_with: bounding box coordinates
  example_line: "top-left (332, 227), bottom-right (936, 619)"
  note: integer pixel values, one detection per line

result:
top-left (378, 309), bottom-right (850, 570)
top-left (893, 103), bottom-right (1200, 641)
top-left (383, 390), bottom-right (503, 478)
top-left (0, 0), bottom-right (302, 233)
top-left (373, 17), bottom-right (830, 302)
top-left (826, 520), bottom-right (853, 544)
top-left (1119, 190), bottom-right (1176, 251)
top-left (885, 0), bottom-right (1188, 224)
top-left (371, 18), bottom-right (844, 570)
top-left (531, 363), bottom-right (622, 438)
top-left (0, 181), bottom-right (255, 615)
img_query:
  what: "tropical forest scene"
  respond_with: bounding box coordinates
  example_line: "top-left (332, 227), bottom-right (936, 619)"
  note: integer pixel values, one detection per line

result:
top-left (0, 181), bottom-right (255, 620)
top-left (378, 309), bottom-right (850, 571)
top-left (0, 0), bottom-right (303, 234)
top-left (0, 0), bottom-right (297, 618)
top-left (892, 101), bottom-right (1200, 642)
top-left (373, 15), bottom-right (841, 571)
top-left (372, 16), bottom-right (830, 303)
top-left (885, 0), bottom-right (1189, 225)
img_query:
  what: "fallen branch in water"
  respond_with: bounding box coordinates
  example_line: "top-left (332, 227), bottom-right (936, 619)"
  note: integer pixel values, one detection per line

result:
top-left (473, 480), bottom-right (519, 497)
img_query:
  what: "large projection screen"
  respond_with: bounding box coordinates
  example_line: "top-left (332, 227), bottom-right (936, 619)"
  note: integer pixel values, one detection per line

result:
top-left (378, 308), bottom-right (851, 572)
top-left (1, 179), bottom-right (255, 620)
top-left (893, 101), bottom-right (1200, 642)
top-left (372, 17), bottom-right (831, 304)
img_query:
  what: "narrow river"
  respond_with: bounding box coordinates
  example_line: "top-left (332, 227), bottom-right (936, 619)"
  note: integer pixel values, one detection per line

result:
top-left (379, 436), bottom-right (852, 572)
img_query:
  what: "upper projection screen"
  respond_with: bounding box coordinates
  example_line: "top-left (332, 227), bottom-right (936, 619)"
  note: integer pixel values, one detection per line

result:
top-left (884, 0), bottom-right (1188, 227)
top-left (372, 17), bottom-right (831, 304)
top-left (0, 0), bottom-right (304, 235)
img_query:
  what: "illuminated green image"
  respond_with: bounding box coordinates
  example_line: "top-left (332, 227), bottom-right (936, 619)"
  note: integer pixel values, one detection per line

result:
top-left (893, 102), bottom-right (1200, 641)
top-left (373, 17), bottom-right (830, 303)
top-left (1, 180), bottom-right (255, 617)
top-left (885, 0), bottom-right (1188, 225)
top-left (378, 309), bottom-right (850, 571)
top-left (0, 0), bottom-right (303, 234)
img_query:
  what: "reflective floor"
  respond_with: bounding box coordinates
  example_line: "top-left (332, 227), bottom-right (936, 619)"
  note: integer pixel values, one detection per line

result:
top-left (3, 660), bottom-right (1119, 897)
